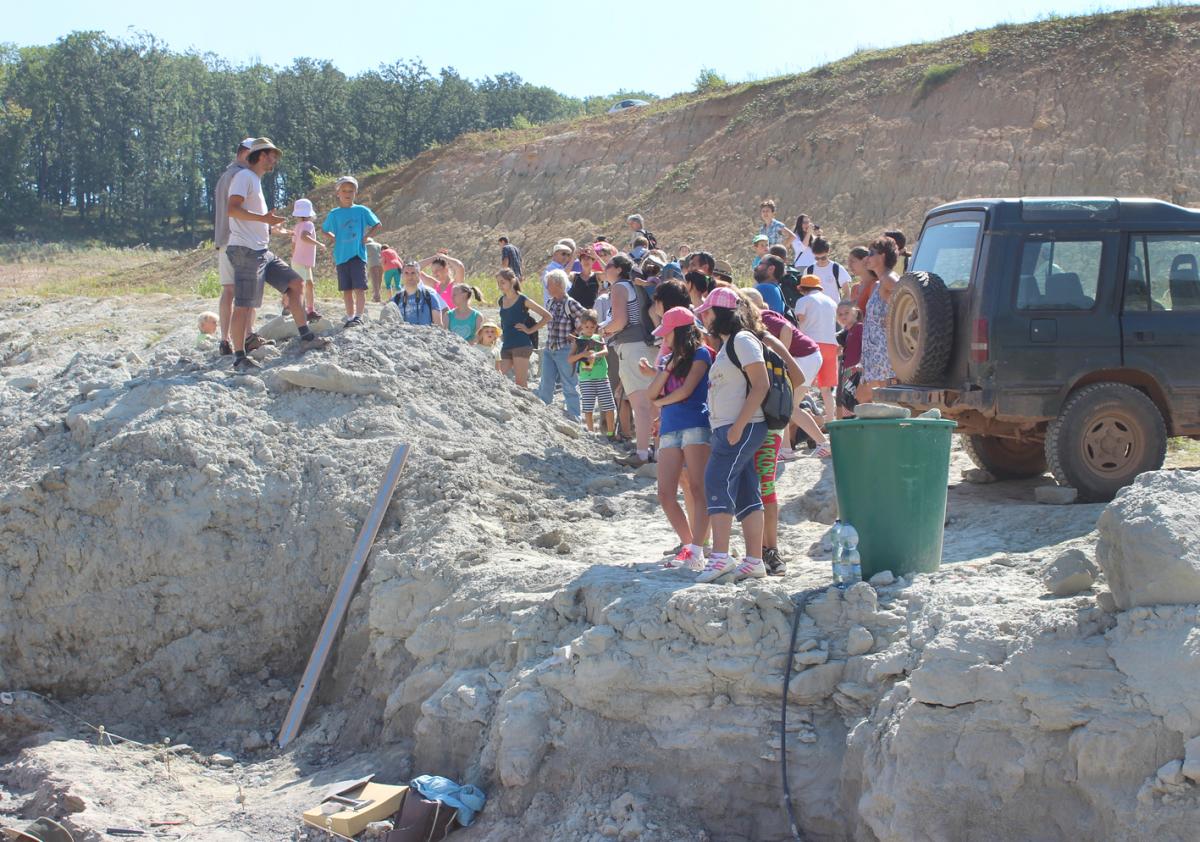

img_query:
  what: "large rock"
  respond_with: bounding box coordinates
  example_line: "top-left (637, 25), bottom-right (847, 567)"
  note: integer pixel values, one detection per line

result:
top-left (1041, 549), bottom-right (1098, 597)
top-left (1096, 471), bottom-right (1200, 610)
top-left (1035, 485), bottom-right (1078, 505)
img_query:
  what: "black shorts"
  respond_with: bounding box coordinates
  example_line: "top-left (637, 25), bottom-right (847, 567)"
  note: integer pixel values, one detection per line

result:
top-left (336, 257), bottom-right (368, 292)
top-left (226, 246), bottom-right (300, 309)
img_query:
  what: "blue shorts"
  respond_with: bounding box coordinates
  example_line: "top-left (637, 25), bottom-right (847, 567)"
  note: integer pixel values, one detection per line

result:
top-left (336, 257), bottom-right (368, 292)
top-left (704, 422), bottom-right (768, 519)
top-left (659, 425), bottom-right (711, 450)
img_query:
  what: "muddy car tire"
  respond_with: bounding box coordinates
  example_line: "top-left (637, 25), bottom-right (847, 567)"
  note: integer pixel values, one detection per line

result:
top-left (1045, 383), bottom-right (1167, 502)
top-left (962, 434), bottom-right (1047, 480)
top-left (887, 271), bottom-right (954, 385)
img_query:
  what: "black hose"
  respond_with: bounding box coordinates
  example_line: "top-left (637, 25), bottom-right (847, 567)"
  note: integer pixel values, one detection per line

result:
top-left (781, 586), bottom-right (829, 841)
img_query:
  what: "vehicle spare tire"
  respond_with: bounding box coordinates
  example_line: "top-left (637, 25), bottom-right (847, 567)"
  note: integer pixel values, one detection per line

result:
top-left (1045, 382), bottom-right (1167, 502)
top-left (887, 271), bottom-right (954, 385)
top-left (962, 434), bottom-right (1047, 480)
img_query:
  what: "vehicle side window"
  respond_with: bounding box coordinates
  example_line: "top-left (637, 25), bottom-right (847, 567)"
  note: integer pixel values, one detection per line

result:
top-left (1016, 239), bottom-right (1101, 311)
top-left (1128, 234), bottom-right (1200, 312)
top-left (908, 220), bottom-right (980, 289)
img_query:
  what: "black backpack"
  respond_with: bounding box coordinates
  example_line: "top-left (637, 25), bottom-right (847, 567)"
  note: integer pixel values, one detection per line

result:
top-left (762, 279), bottom-right (800, 327)
top-left (633, 283), bottom-right (657, 345)
top-left (781, 268), bottom-right (804, 310)
top-left (725, 332), bottom-right (794, 430)
top-left (638, 228), bottom-right (658, 250)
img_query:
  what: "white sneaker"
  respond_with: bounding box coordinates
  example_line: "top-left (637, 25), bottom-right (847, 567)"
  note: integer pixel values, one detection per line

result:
top-left (696, 555), bottom-right (737, 583)
top-left (733, 557), bottom-right (767, 580)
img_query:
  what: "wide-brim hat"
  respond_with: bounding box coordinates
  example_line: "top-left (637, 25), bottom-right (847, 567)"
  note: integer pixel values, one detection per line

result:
top-left (244, 137), bottom-right (280, 154)
top-left (2, 817), bottom-right (74, 842)
top-left (799, 274), bottom-right (824, 289)
top-left (292, 198), bottom-right (314, 217)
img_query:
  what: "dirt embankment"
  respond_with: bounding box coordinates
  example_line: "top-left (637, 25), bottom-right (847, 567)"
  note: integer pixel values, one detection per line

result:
top-left (3, 296), bottom-right (1200, 841)
top-left (357, 9), bottom-right (1200, 272)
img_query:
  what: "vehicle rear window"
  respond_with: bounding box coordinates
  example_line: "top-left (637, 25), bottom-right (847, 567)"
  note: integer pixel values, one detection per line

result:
top-left (1017, 239), bottom-right (1102, 310)
top-left (1123, 234), bottom-right (1200, 312)
top-left (910, 220), bottom-right (980, 289)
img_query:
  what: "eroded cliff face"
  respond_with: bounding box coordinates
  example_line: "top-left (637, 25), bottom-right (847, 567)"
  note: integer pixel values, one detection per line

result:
top-left (359, 10), bottom-right (1200, 271)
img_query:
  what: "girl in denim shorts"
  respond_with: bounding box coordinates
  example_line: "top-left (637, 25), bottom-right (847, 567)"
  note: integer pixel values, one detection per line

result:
top-left (693, 287), bottom-right (772, 583)
top-left (647, 307), bottom-right (713, 571)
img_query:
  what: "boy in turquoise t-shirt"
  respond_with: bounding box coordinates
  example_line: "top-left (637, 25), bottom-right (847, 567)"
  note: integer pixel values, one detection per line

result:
top-left (321, 175), bottom-right (382, 327)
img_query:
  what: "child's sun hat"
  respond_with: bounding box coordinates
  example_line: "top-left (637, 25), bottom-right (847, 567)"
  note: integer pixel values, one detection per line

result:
top-left (292, 198), bottom-right (314, 217)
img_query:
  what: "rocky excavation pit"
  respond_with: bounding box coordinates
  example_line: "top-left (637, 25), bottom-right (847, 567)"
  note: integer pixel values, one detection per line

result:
top-left (2, 299), bottom-right (1199, 841)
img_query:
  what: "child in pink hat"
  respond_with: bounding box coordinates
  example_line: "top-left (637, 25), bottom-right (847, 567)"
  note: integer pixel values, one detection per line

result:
top-left (648, 307), bottom-right (714, 571)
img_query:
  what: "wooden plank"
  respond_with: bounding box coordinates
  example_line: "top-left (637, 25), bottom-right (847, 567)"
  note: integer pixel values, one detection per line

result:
top-left (277, 443), bottom-right (410, 748)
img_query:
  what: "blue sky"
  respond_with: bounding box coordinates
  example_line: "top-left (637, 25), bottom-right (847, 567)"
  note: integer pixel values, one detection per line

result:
top-left (4, 0), bottom-right (1164, 98)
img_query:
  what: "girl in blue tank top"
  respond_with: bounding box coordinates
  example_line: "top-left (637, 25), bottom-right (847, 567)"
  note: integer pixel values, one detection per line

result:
top-left (496, 269), bottom-right (549, 388)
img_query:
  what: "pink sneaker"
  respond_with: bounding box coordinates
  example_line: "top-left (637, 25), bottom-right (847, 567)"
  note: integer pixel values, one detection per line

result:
top-left (665, 546), bottom-right (703, 571)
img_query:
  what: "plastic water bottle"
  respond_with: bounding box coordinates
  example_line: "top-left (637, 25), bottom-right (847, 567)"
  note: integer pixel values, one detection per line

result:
top-left (841, 522), bottom-right (861, 585)
top-left (830, 519), bottom-right (848, 587)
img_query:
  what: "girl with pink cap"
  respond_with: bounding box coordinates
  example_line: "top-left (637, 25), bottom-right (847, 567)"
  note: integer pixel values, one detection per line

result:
top-left (647, 306), bottom-right (714, 571)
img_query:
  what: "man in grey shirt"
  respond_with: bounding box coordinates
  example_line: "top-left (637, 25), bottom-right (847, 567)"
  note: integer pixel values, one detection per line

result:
top-left (213, 138), bottom-right (253, 353)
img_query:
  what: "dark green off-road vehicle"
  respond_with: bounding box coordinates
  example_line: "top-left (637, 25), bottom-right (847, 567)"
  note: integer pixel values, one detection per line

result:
top-left (876, 197), bottom-right (1200, 502)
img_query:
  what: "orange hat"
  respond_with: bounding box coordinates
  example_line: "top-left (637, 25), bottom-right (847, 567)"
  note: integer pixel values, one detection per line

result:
top-left (799, 274), bottom-right (823, 289)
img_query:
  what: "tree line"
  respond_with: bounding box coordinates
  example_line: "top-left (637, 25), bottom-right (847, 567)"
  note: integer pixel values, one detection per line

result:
top-left (0, 31), bottom-right (654, 244)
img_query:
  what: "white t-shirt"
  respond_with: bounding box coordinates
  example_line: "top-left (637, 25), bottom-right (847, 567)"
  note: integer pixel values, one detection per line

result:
top-left (794, 290), bottom-right (839, 344)
top-left (804, 260), bottom-right (848, 301)
top-left (792, 237), bottom-right (815, 269)
top-left (227, 168), bottom-right (269, 250)
top-left (708, 331), bottom-right (766, 429)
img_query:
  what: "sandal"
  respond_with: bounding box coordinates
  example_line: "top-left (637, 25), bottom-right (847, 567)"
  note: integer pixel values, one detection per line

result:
top-left (812, 443), bottom-right (832, 459)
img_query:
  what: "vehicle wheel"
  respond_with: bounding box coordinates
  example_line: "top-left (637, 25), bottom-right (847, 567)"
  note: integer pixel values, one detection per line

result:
top-left (962, 434), bottom-right (1047, 480)
top-left (887, 271), bottom-right (954, 385)
top-left (1045, 383), bottom-right (1167, 502)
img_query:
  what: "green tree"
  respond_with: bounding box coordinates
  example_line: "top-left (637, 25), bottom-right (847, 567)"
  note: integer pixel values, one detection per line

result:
top-left (0, 31), bottom-right (614, 243)
top-left (694, 67), bottom-right (728, 93)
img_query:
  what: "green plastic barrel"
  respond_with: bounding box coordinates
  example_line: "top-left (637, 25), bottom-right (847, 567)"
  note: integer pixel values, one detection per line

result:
top-left (826, 417), bottom-right (957, 580)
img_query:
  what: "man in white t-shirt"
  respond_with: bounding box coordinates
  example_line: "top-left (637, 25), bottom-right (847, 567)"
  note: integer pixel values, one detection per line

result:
top-left (799, 237), bottom-right (849, 301)
top-left (225, 137), bottom-right (329, 371)
top-left (792, 274), bottom-right (840, 425)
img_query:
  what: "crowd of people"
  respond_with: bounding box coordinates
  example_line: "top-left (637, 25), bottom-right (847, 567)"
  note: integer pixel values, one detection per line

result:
top-left (206, 137), bottom-right (913, 582)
